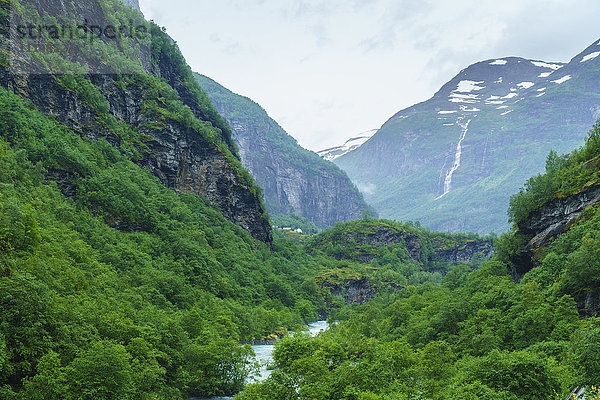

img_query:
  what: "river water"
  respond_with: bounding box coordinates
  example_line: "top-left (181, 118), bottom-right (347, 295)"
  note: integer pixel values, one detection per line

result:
top-left (193, 320), bottom-right (329, 400)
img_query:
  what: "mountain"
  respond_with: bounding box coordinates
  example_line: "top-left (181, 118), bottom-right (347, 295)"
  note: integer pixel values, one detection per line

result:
top-left (195, 74), bottom-right (373, 229)
top-left (1, 0), bottom-right (271, 242)
top-left (121, 0), bottom-right (140, 11)
top-left (333, 39), bottom-right (600, 234)
top-left (317, 129), bottom-right (376, 161)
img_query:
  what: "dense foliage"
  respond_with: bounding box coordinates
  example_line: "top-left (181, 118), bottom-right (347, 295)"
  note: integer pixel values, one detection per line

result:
top-left (239, 261), bottom-right (590, 400)
top-left (0, 87), bottom-right (333, 398)
top-left (509, 121), bottom-right (600, 225)
top-left (238, 123), bottom-right (600, 400)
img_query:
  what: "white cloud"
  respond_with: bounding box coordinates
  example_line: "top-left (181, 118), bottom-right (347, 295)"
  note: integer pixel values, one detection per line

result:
top-left (357, 182), bottom-right (377, 195)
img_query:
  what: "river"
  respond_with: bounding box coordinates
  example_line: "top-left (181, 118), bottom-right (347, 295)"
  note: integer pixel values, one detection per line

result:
top-left (193, 320), bottom-right (329, 400)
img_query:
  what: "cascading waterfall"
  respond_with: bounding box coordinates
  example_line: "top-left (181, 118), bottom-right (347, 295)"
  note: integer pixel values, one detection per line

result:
top-left (435, 119), bottom-right (471, 200)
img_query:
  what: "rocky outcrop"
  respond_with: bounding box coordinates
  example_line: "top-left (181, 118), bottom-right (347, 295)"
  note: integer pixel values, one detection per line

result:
top-left (0, 71), bottom-right (272, 242)
top-left (312, 222), bottom-right (494, 265)
top-left (324, 277), bottom-right (376, 305)
top-left (322, 224), bottom-right (423, 263)
top-left (431, 239), bottom-right (495, 265)
top-left (513, 182), bottom-right (600, 275)
top-left (196, 74), bottom-right (373, 229)
top-left (318, 276), bottom-right (402, 306)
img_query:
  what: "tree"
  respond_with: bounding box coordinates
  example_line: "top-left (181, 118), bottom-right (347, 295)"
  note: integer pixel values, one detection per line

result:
top-left (66, 341), bottom-right (134, 400)
top-left (571, 319), bottom-right (600, 385)
top-left (22, 351), bottom-right (66, 400)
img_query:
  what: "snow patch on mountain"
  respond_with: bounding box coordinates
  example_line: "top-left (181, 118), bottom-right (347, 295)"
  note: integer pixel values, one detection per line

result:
top-left (450, 93), bottom-right (479, 99)
top-left (438, 110), bottom-right (457, 114)
top-left (531, 61), bottom-right (563, 70)
top-left (317, 130), bottom-right (377, 161)
top-left (552, 75), bottom-right (572, 84)
top-left (456, 80), bottom-right (485, 92)
top-left (490, 59), bottom-right (508, 65)
top-left (449, 98), bottom-right (477, 104)
top-left (501, 110), bottom-right (514, 115)
top-left (537, 92), bottom-right (546, 97)
top-left (495, 77), bottom-right (503, 83)
top-left (538, 71), bottom-right (553, 78)
top-left (517, 82), bottom-right (535, 89)
top-left (581, 52), bottom-right (600, 63)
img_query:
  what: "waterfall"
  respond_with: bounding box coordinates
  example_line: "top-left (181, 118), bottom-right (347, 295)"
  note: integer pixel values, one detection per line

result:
top-left (435, 119), bottom-right (471, 200)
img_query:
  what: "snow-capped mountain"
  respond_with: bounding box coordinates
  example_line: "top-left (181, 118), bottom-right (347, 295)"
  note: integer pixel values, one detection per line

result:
top-left (317, 130), bottom-right (377, 161)
top-left (333, 38), bottom-right (600, 234)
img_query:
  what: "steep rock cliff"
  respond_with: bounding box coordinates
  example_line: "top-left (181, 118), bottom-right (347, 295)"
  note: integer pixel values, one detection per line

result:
top-left (121, 0), bottom-right (140, 11)
top-left (195, 74), bottom-right (373, 229)
top-left (1, 0), bottom-right (272, 242)
top-left (511, 182), bottom-right (600, 276)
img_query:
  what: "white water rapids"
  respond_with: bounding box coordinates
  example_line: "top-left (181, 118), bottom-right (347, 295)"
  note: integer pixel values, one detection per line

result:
top-left (435, 119), bottom-right (471, 200)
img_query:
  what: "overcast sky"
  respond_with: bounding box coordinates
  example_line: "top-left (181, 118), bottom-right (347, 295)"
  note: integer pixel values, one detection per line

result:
top-left (139, 0), bottom-right (600, 151)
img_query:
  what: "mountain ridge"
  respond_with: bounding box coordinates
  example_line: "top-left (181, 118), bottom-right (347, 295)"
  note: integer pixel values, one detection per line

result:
top-left (332, 38), bottom-right (600, 234)
top-left (0, 0), bottom-right (272, 241)
top-left (196, 73), bottom-right (374, 229)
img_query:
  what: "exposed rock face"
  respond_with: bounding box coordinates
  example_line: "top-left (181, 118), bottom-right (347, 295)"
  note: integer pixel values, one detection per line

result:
top-left (431, 239), bottom-right (495, 264)
top-left (320, 277), bottom-right (377, 305)
top-left (0, 70), bottom-right (272, 242)
top-left (121, 0), bottom-right (140, 11)
top-left (513, 182), bottom-right (600, 314)
top-left (513, 183), bottom-right (600, 275)
top-left (235, 126), bottom-right (368, 229)
top-left (0, 0), bottom-right (272, 242)
top-left (196, 74), bottom-right (373, 229)
top-left (314, 222), bottom-right (494, 265)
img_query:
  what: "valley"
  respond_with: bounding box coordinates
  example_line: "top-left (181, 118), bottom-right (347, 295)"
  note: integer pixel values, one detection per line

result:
top-left (1, 1), bottom-right (600, 399)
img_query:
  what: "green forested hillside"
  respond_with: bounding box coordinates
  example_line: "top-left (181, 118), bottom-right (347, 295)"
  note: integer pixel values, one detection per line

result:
top-left (238, 124), bottom-right (600, 400)
top-left (1, 0), bottom-right (272, 242)
top-left (0, 85), bottom-right (507, 398)
top-left (0, 87), bottom-right (331, 398)
top-left (3, 1), bottom-right (600, 399)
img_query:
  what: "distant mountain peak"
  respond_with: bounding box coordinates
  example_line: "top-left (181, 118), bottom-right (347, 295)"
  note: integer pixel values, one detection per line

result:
top-left (317, 129), bottom-right (377, 161)
top-left (332, 37), bottom-right (600, 234)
